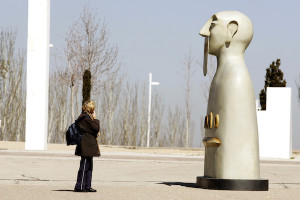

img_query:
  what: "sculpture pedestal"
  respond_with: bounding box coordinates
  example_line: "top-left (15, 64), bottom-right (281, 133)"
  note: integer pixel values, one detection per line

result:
top-left (196, 176), bottom-right (268, 191)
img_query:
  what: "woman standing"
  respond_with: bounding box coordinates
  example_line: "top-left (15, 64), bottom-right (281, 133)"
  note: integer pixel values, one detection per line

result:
top-left (74, 100), bottom-right (100, 192)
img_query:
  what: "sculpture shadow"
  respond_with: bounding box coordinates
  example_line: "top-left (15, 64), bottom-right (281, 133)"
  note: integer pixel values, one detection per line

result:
top-left (158, 182), bottom-right (197, 188)
top-left (52, 189), bottom-right (74, 192)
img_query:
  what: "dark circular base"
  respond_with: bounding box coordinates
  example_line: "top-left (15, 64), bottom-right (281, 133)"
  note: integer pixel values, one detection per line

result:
top-left (196, 176), bottom-right (269, 191)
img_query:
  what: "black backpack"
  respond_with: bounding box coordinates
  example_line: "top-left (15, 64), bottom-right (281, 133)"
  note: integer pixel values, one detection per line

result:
top-left (66, 115), bottom-right (89, 146)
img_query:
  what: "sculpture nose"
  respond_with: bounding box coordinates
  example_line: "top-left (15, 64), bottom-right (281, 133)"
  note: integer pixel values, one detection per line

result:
top-left (199, 30), bottom-right (210, 37)
top-left (199, 26), bottom-right (210, 37)
top-left (199, 17), bottom-right (212, 37)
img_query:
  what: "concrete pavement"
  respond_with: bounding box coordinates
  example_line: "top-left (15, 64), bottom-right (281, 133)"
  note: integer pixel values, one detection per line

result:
top-left (0, 142), bottom-right (300, 200)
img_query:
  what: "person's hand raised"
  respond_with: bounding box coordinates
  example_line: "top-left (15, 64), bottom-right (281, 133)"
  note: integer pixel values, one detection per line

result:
top-left (92, 110), bottom-right (96, 119)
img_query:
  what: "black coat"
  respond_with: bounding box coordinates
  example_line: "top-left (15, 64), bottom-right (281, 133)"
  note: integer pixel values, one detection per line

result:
top-left (75, 113), bottom-right (101, 157)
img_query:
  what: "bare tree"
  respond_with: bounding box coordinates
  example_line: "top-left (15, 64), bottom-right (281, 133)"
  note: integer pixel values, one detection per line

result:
top-left (64, 24), bottom-right (83, 121)
top-left (151, 91), bottom-right (165, 147)
top-left (179, 51), bottom-right (198, 148)
top-left (138, 83), bottom-right (149, 147)
top-left (0, 29), bottom-right (26, 141)
top-left (97, 80), bottom-right (122, 145)
top-left (47, 4), bottom-right (125, 144)
top-left (73, 5), bottom-right (122, 89)
top-left (166, 105), bottom-right (186, 147)
top-left (60, 4), bottom-right (123, 123)
top-left (117, 82), bottom-right (139, 146)
top-left (48, 71), bottom-right (71, 143)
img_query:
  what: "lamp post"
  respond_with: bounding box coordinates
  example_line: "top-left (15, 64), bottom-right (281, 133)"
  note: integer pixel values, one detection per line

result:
top-left (147, 73), bottom-right (160, 148)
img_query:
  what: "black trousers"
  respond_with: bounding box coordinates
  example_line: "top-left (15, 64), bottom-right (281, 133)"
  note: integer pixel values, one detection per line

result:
top-left (75, 156), bottom-right (93, 190)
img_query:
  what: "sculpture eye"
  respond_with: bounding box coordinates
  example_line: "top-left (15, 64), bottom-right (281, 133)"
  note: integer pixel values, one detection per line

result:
top-left (209, 23), bottom-right (216, 31)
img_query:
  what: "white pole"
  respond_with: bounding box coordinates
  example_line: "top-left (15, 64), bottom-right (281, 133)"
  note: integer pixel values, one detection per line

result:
top-left (147, 73), bottom-right (152, 148)
top-left (146, 73), bottom-right (160, 148)
top-left (25, 0), bottom-right (50, 150)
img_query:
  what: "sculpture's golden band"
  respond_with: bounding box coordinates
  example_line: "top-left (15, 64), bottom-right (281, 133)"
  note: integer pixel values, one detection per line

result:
top-left (204, 113), bottom-right (219, 129)
top-left (214, 114), bottom-right (219, 128)
top-left (202, 137), bottom-right (221, 147)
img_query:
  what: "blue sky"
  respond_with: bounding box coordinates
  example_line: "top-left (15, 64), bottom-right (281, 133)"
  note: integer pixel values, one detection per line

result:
top-left (1, 0), bottom-right (300, 148)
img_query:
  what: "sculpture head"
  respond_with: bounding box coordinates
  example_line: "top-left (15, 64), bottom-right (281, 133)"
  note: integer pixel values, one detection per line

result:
top-left (199, 11), bottom-right (253, 75)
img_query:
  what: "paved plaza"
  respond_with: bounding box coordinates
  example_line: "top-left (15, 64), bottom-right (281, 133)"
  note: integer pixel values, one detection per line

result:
top-left (0, 142), bottom-right (299, 200)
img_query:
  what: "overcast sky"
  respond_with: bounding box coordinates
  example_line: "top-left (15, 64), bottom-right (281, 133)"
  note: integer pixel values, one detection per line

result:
top-left (1, 0), bottom-right (299, 149)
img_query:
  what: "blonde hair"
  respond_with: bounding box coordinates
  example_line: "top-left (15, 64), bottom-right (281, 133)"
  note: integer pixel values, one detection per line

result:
top-left (82, 100), bottom-right (95, 117)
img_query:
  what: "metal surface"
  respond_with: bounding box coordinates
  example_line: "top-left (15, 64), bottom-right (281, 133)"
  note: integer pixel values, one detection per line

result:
top-left (196, 176), bottom-right (269, 191)
top-left (202, 137), bottom-right (221, 147)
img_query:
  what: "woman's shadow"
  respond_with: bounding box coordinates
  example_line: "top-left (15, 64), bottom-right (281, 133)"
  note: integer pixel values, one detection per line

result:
top-left (158, 182), bottom-right (198, 188)
top-left (53, 182), bottom-right (198, 192)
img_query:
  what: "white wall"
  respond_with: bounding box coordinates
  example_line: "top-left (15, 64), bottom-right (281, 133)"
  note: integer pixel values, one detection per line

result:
top-left (25, 0), bottom-right (50, 150)
top-left (257, 87), bottom-right (292, 159)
